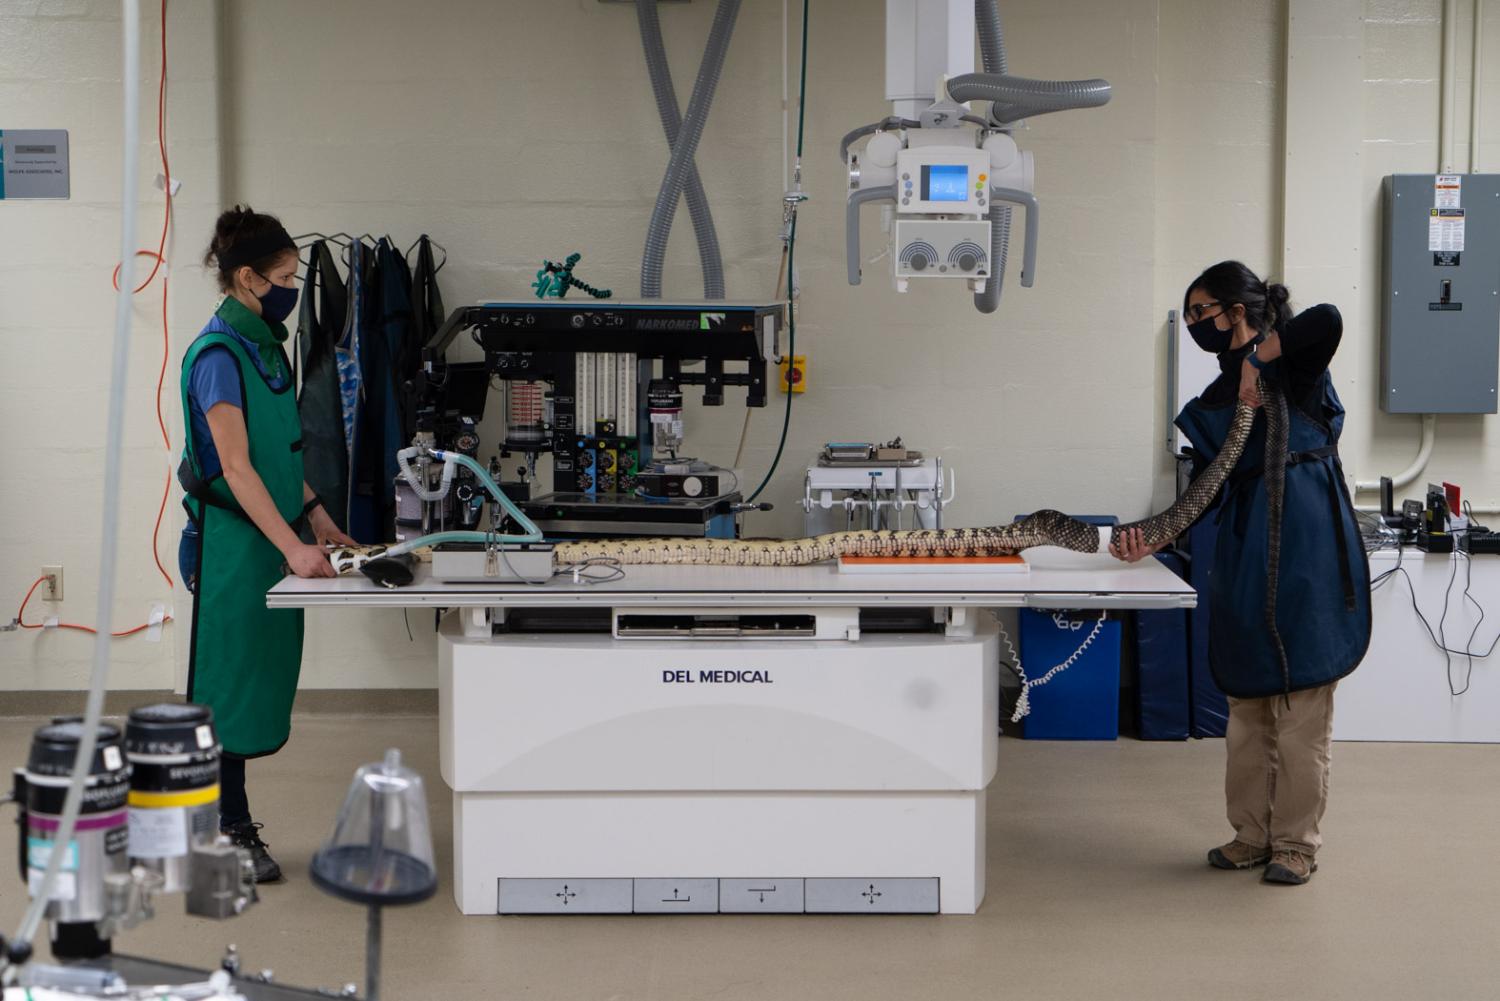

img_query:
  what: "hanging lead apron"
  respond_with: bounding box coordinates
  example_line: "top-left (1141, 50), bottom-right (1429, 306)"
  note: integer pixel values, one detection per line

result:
top-left (365, 237), bottom-right (409, 540)
top-left (336, 241), bottom-right (366, 500)
top-left (378, 237), bottom-right (416, 442)
top-left (297, 240), bottom-right (351, 533)
top-left (344, 242), bottom-right (381, 542)
top-left (1175, 370), bottom-right (1371, 699)
top-left (180, 319), bottom-right (306, 758)
top-left (407, 235), bottom-right (446, 442)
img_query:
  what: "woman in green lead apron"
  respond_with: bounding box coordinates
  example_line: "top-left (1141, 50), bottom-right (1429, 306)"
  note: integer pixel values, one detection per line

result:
top-left (179, 206), bottom-right (357, 883)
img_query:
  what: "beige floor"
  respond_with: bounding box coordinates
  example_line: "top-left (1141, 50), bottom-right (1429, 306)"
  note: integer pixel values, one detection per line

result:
top-left (1, 710), bottom-right (1497, 1001)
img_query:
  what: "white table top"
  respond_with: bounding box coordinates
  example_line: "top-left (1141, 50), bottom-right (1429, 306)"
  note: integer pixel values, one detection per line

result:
top-left (267, 545), bottom-right (1196, 610)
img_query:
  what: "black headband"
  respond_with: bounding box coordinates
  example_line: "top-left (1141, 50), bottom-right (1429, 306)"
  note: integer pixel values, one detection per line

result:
top-left (218, 228), bottom-right (296, 273)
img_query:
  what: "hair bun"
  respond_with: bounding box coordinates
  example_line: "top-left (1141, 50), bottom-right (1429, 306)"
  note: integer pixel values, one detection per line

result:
top-left (214, 205), bottom-right (254, 240)
top-left (1265, 282), bottom-right (1290, 306)
top-left (203, 204), bottom-right (289, 288)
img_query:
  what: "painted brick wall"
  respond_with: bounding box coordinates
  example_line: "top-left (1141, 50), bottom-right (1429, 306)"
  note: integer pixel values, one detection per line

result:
top-left (3, 0), bottom-right (1497, 690)
top-left (1351, 0), bottom-right (1500, 507)
top-left (0, 0), bottom-right (219, 689)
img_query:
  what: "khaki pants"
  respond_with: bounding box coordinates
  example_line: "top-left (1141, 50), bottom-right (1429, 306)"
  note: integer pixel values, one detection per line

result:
top-left (1224, 683), bottom-right (1337, 855)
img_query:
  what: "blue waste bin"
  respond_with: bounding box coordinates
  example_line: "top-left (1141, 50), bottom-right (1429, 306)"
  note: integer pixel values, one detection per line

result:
top-left (1015, 513), bottom-right (1122, 740)
top-left (1019, 609), bottom-right (1123, 740)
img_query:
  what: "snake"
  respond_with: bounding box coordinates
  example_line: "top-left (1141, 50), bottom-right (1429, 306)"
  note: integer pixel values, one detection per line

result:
top-left (1261, 378), bottom-right (1292, 695)
top-left (331, 383), bottom-right (1277, 577)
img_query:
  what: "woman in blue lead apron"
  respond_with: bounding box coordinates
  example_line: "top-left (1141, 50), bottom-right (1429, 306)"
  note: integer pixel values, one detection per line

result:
top-left (1113, 261), bottom-right (1370, 886)
top-left (178, 206), bottom-right (357, 882)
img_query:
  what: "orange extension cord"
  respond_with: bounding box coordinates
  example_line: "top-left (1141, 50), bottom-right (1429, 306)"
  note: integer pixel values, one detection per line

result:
top-left (15, 0), bottom-right (177, 638)
top-left (13, 576), bottom-right (161, 638)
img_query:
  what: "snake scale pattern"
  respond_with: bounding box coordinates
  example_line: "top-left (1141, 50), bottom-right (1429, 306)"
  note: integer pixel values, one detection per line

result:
top-left (1261, 378), bottom-right (1292, 693)
top-left (333, 384), bottom-right (1272, 575)
top-left (551, 390), bottom-right (1265, 566)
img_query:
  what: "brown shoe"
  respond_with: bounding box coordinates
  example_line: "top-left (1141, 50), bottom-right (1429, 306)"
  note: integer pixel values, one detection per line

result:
top-left (1207, 839), bottom-right (1272, 870)
top-left (1263, 849), bottom-right (1318, 884)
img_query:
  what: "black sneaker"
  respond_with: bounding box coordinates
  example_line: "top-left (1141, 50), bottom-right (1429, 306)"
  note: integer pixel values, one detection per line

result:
top-left (221, 821), bottom-right (283, 883)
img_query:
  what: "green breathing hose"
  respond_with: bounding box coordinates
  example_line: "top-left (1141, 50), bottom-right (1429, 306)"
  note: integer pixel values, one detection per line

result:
top-left (384, 450), bottom-right (543, 557)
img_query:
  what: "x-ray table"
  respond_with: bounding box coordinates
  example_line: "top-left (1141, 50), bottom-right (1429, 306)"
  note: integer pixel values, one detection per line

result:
top-left (270, 544), bottom-right (1193, 916)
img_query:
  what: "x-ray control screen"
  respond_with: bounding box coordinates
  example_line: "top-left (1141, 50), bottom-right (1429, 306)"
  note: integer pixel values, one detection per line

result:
top-left (921, 164), bottom-right (969, 202)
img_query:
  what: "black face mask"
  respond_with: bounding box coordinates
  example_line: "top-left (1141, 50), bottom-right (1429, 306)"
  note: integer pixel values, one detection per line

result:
top-left (1187, 313), bottom-right (1232, 354)
top-left (253, 272), bottom-right (299, 325)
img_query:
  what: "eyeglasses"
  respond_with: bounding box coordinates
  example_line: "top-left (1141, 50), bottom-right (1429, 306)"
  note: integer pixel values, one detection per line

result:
top-left (1185, 301), bottom-right (1228, 323)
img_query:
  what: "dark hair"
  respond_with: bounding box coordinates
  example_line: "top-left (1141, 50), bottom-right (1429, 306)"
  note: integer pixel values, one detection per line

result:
top-left (203, 205), bottom-right (297, 292)
top-left (1184, 260), bottom-right (1292, 335)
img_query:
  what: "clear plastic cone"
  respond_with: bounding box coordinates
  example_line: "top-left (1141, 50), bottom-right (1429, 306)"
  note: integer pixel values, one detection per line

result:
top-left (310, 749), bottom-right (438, 906)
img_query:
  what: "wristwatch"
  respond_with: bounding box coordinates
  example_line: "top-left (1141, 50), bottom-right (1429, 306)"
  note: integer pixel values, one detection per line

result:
top-left (1247, 346), bottom-right (1269, 371)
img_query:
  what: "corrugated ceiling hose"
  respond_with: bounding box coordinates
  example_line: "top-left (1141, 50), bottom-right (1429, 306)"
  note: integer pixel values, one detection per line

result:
top-left (640, 0), bottom-right (742, 298)
top-left (838, 116), bottom-right (921, 165)
top-left (947, 72), bottom-right (1113, 125)
top-left (975, 0), bottom-right (1009, 84)
top-left (637, 0), bottom-right (726, 299)
top-left (974, 0), bottom-right (1011, 315)
top-left (976, 207), bottom-right (1012, 314)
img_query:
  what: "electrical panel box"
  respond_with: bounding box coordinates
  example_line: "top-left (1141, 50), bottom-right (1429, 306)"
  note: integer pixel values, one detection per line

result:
top-left (1381, 173), bottom-right (1500, 414)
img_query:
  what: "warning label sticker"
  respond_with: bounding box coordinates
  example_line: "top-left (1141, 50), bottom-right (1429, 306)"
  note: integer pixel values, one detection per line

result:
top-left (28, 869), bottom-right (77, 901)
top-left (1435, 174), bottom-right (1462, 209)
top-left (128, 806), bottom-right (188, 859)
top-left (1429, 208), bottom-right (1465, 252)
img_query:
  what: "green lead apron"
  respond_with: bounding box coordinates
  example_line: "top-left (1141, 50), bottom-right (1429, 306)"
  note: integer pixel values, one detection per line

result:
top-left (181, 302), bottom-right (306, 758)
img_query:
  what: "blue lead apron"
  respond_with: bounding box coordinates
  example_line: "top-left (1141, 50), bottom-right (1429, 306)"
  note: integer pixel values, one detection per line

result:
top-left (1175, 372), bottom-right (1371, 699)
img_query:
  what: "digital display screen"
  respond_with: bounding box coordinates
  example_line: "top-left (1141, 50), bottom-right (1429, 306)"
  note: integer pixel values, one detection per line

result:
top-left (922, 164), bottom-right (969, 202)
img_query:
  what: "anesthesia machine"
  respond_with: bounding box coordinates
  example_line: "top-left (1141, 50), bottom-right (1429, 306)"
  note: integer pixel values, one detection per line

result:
top-left (382, 299), bottom-right (782, 584)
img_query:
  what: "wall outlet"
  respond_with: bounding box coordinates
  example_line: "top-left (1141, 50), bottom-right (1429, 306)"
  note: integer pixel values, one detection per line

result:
top-left (42, 565), bottom-right (63, 601)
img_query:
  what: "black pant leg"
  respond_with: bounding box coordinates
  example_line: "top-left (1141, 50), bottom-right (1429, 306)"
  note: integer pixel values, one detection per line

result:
top-left (219, 752), bottom-right (251, 829)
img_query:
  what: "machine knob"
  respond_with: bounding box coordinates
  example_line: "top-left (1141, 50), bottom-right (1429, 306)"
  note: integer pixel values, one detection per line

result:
top-left (957, 251), bottom-right (978, 271)
top-left (682, 476), bottom-right (704, 498)
top-left (571, 315), bottom-right (585, 328)
top-left (909, 252), bottom-right (929, 272)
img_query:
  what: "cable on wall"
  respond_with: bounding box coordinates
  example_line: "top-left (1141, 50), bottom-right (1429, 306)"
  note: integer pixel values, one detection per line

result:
top-left (6, 0), bottom-right (175, 641)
